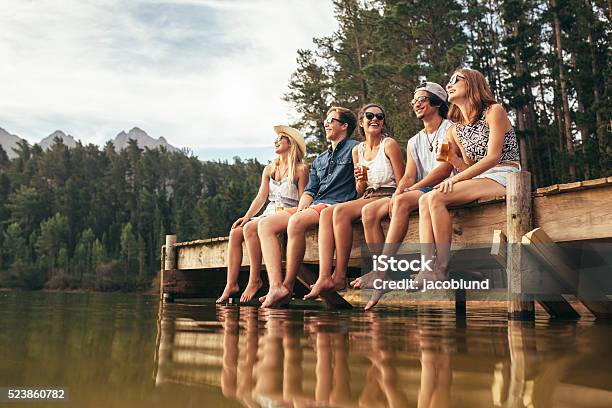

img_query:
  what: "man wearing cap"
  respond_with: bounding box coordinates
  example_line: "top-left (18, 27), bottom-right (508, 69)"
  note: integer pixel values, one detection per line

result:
top-left (351, 81), bottom-right (454, 310)
top-left (258, 106), bottom-right (359, 308)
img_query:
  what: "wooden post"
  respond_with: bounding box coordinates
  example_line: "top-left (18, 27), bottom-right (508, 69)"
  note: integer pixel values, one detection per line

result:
top-left (163, 235), bottom-right (177, 303)
top-left (506, 172), bottom-right (535, 320)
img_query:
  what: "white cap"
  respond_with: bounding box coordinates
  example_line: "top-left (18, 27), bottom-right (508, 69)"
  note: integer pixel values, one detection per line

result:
top-left (415, 81), bottom-right (447, 102)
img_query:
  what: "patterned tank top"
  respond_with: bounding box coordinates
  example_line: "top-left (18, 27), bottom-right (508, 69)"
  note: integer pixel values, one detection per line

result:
top-left (456, 108), bottom-right (520, 163)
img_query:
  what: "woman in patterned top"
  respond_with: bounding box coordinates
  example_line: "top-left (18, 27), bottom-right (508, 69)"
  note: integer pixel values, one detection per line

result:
top-left (417, 68), bottom-right (520, 284)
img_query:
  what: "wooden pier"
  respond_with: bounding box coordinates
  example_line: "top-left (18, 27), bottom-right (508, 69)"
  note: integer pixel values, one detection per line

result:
top-left (160, 173), bottom-right (612, 320)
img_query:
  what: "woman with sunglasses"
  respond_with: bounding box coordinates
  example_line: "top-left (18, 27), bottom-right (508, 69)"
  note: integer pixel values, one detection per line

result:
top-left (416, 68), bottom-right (520, 285)
top-left (304, 103), bottom-right (405, 300)
top-left (216, 126), bottom-right (309, 303)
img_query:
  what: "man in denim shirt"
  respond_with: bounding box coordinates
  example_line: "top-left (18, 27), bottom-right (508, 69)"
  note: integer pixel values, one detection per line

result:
top-left (258, 106), bottom-right (359, 308)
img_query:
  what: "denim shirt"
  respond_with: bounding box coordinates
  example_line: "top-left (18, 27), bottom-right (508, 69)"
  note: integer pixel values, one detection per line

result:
top-left (304, 138), bottom-right (359, 205)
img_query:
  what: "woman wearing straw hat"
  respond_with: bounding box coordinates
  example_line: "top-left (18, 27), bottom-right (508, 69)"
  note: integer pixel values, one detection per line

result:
top-left (216, 125), bottom-right (308, 303)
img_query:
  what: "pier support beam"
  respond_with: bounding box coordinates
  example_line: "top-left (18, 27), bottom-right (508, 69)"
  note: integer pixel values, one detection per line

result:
top-left (163, 234), bottom-right (177, 303)
top-left (506, 172), bottom-right (535, 320)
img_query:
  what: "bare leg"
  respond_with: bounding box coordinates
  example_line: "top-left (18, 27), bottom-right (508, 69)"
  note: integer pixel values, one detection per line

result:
top-left (362, 197), bottom-right (390, 247)
top-left (262, 209), bottom-right (320, 308)
top-left (418, 193), bottom-right (436, 279)
top-left (352, 192), bottom-right (422, 294)
top-left (333, 199), bottom-right (375, 282)
top-left (240, 219), bottom-right (263, 302)
top-left (386, 191), bottom-right (422, 247)
top-left (258, 212), bottom-right (292, 307)
top-left (217, 226), bottom-right (244, 303)
top-left (428, 179), bottom-right (505, 277)
top-left (281, 209), bottom-right (320, 290)
top-left (304, 206), bottom-right (339, 300)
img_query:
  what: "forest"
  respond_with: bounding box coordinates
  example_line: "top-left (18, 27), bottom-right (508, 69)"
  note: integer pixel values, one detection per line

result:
top-left (0, 140), bottom-right (264, 290)
top-left (285, 0), bottom-right (610, 185)
top-left (0, 0), bottom-right (609, 291)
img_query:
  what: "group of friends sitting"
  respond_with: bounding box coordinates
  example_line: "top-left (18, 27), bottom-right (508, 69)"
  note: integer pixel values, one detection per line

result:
top-left (216, 68), bottom-right (521, 310)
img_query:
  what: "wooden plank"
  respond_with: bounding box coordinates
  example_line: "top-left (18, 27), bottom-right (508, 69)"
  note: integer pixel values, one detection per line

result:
top-left (522, 227), bottom-right (611, 319)
top-left (296, 265), bottom-right (353, 309)
top-left (177, 240), bottom-right (232, 270)
top-left (163, 268), bottom-right (226, 298)
top-left (538, 298), bottom-right (580, 319)
top-left (557, 181), bottom-right (584, 192)
top-left (534, 186), bottom-right (612, 241)
top-left (521, 228), bottom-right (582, 319)
top-left (581, 177), bottom-right (608, 188)
top-left (535, 184), bottom-right (559, 196)
top-left (522, 228), bottom-right (578, 290)
top-left (491, 230), bottom-right (507, 268)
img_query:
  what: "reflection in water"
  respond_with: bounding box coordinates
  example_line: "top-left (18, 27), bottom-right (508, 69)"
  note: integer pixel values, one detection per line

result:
top-left (1, 292), bottom-right (609, 407)
top-left (155, 303), bottom-right (612, 408)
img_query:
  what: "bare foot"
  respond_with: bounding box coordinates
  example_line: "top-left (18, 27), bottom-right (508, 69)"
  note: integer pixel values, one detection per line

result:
top-left (364, 287), bottom-right (392, 311)
top-left (216, 282), bottom-right (240, 303)
top-left (350, 270), bottom-right (402, 289)
top-left (303, 276), bottom-right (345, 300)
top-left (261, 284), bottom-right (292, 308)
top-left (258, 294), bottom-right (266, 304)
top-left (239, 279), bottom-right (263, 303)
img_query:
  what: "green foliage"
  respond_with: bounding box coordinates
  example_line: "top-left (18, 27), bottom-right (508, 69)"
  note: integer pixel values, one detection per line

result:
top-left (0, 142), bottom-right (264, 291)
top-left (285, 0), bottom-right (611, 185)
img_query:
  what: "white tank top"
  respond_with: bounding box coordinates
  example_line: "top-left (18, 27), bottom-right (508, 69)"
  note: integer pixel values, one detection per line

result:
top-left (357, 137), bottom-right (396, 190)
top-left (260, 176), bottom-right (299, 216)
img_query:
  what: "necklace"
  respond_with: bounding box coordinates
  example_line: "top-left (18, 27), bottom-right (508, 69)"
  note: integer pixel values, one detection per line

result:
top-left (275, 163), bottom-right (288, 180)
top-left (425, 121), bottom-right (444, 152)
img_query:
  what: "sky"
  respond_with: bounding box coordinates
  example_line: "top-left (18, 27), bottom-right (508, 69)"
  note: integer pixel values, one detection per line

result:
top-left (0, 0), bottom-right (338, 162)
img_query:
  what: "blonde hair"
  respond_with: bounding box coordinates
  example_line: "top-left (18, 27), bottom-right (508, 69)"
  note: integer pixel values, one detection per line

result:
top-left (274, 134), bottom-right (304, 183)
top-left (448, 68), bottom-right (497, 124)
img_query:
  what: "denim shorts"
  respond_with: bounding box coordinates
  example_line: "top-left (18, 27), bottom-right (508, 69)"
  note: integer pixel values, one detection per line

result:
top-left (474, 165), bottom-right (520, 187)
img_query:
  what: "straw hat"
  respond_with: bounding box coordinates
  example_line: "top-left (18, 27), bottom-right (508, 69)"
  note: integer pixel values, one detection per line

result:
top-left (273, 125), bottom-right (306, 157)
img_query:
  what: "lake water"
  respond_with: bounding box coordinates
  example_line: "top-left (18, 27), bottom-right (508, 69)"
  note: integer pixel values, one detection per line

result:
top-left (1, 291), bottom-right (611, 407)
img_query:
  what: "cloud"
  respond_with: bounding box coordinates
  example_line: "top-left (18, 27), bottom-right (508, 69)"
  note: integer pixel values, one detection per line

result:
top-left (0, 0), bottom-right (338, 157)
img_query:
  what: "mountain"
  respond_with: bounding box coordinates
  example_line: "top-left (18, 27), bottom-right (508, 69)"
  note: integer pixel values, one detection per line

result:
top-left (38, 130), bottom-right (78, 150)
top-left (112, 127), bottom-right (179, 152)
top-left (0, 127), bottom-right (25, 159)
top-left (0, 126), bottom-right (180, 158)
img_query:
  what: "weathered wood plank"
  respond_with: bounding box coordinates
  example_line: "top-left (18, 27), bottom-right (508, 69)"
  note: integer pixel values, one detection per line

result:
top-left (535, 184), bottom-right (559, 196)
top-left (522, 227), bottom-right (611, 319)
top-left (522, 228), bottom-right (578, 290)
top-left (491, 230), bottom-right (508, 268)
top-left (557, 181), bottom-right (584, 192)
top-left (163, 269), bottom-right (226, 298)
top-left (533, 186), bottom-right (612, 242)
top-left (581, 177), bottom-right (608, 188)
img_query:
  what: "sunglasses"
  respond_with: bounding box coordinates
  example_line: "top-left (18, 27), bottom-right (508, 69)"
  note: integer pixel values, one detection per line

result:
top-left (410, 95), bottom-right (430, 106)
top-left (324, 116), bottom-right (344, 125)
top-left (364, 112), bottom-right (385, 120)
top-left (274, 135), bottom-right (289, 144)
top-left (447, 73), bottom-right (466, 86)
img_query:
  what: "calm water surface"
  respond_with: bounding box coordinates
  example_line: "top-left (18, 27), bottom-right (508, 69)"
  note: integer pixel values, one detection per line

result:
top-left (1, 292), bottom-right (611, 407)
